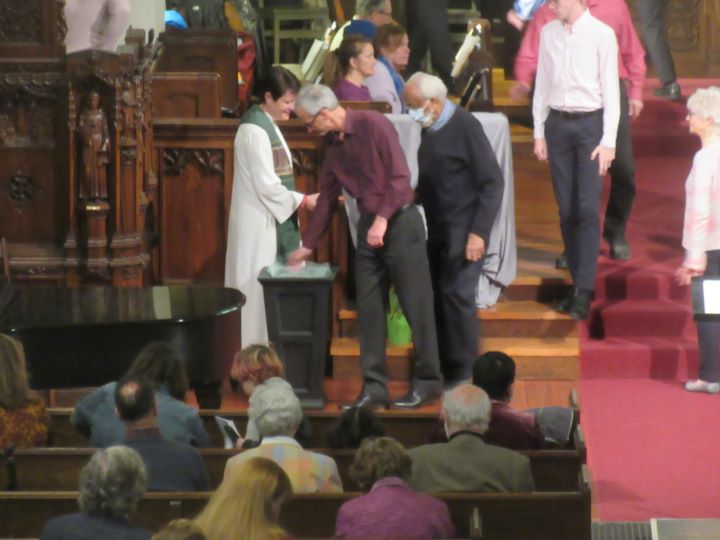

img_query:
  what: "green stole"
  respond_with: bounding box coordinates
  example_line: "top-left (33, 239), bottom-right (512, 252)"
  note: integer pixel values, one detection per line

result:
top-left (241, 104), bottom-right (300, 258)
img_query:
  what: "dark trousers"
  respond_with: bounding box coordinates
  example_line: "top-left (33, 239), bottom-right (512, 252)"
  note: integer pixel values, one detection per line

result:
top-left (604, 82), bottom-right (636, 241)
top-left (634, 0), bottom-right (676, 85)
top-left (406, 0), bottom-right (454, 86)
top-left (428, 228), bottom-right (484, 382)
top-left (545, 111), bottom-right (604, 292)
top-left (356, 206), bottom-right (443, 397)
top-left (698, 250), bottom-right (720, 382)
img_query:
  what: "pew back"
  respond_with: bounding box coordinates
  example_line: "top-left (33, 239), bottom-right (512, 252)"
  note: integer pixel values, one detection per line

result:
top-left (0, 481), bottom-right (591, 539)
top-left (1, 442), bottom-right (584, 492)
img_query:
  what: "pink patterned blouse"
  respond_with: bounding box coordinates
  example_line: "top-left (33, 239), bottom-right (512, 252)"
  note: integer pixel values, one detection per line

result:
top-left (682, 141), bottom-right (720, 271)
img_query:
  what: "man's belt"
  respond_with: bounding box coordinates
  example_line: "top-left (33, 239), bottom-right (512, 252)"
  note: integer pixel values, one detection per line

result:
top-left (549, 108), bottom-right (603, 120)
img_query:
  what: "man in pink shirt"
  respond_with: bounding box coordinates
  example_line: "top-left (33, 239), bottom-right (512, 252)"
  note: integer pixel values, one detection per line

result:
top-left (512, 0), bottom-right (646, 264)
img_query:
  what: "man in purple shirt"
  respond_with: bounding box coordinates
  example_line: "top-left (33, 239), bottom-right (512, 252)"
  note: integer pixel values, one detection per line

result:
top-left (289, 84), bottom-right (443, 409)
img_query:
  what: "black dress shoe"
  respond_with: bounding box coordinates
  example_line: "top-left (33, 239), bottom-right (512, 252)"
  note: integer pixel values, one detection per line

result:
top-left (567, 289), bottom-right (592, 320)
top-left (653, 82), bottom-right (681, 101)
top-left (554, 288), bottom-right (574, 313)
top-left (605, 235), bottom-right (631, 260)
top-left (391, 389), bottom-right (442, 409)
top-left (555, 252), bottom-right (568, 270)
top-left (340, 393), bottom-right (389, 411)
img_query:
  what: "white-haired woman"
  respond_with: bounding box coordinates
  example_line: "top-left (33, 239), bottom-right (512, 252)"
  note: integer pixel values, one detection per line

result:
top-left (675, 87), bottom-right (720, 394)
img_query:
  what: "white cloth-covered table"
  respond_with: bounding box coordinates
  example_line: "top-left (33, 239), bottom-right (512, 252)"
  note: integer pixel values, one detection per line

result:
top-left (343, 112), bottom-right (516, 308)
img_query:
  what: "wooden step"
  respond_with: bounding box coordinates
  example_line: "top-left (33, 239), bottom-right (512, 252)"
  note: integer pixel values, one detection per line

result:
top-left (338, 299), bottom-right (577, 339)
top-left (331, 336), bottom-right (579, 382)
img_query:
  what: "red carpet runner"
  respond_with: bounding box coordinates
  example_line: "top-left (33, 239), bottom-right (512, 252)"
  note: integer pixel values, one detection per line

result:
top-left (577, 79), bottom-right (720, 521)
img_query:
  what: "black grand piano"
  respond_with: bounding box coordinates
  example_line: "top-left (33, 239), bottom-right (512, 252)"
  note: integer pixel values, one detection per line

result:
top-left (0, 281), bottom-right (244, 408)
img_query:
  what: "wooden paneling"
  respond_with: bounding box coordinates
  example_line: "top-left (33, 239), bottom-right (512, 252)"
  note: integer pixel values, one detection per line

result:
top-left (155, 28), bottom-right (238, 113)
top-left (154, 120), bottom-right (237, 284)
top-left (152, 72), bottom-right (222, 119)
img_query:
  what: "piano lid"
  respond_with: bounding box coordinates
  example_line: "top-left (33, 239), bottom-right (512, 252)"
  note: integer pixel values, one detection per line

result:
top-left (0, 286), bottom-right (245, 331)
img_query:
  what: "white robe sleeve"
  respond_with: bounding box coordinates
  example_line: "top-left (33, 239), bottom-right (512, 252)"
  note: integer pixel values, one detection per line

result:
top-left (235, 124), bottom-right (304, 223)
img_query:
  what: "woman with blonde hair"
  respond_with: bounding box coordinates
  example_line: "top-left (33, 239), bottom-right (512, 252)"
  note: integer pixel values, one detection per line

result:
top-left (0, 333), bottom-right (50, 448)
top-left (195, 457), bottom-right (293, 540)
top-left (676, 86), bottom-right (720, 394)
top-left (322, 35), bottom-right (376, 101)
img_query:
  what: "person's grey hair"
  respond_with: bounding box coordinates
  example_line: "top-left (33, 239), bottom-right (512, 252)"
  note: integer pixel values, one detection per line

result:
top-left (687, 86), bottom-right (720, 136)
top-left (78, 446), bottom-right (147, 519)
top-left (296, 84), bottom-right (339, 116)
top-left (442, 384), bottom-right (491, 435)
top-left (356, 0), bottom-right (388, 16)
top-left (407, 72), bottom-right (448, 101)
top-left (249, 383), bottom-right (302, 437)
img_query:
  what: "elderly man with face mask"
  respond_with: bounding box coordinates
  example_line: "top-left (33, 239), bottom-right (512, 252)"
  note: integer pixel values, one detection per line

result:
top-left (404, 73), bottom-right (504, 387)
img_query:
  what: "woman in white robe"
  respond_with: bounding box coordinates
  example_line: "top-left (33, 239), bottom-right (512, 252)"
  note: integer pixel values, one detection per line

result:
top-left (225, 67), bottom-right (318, 346)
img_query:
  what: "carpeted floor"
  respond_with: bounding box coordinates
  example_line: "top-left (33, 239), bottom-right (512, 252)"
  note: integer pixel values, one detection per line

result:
top-left (578, 79), bottom-right (720, 521)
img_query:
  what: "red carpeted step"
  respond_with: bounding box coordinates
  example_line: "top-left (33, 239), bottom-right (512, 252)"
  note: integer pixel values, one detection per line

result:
top-left (580, 336), bottom-right (698, 379)
top-left (590, 300), bottom-right (693, 339)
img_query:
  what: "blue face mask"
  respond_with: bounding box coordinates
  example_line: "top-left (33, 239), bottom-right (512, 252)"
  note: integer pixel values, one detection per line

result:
top-left (408, 103), bottom-right (434, 127)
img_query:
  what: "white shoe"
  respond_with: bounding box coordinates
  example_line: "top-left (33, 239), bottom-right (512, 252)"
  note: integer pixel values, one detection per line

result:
top-left (684, 380), bottom-right (720, 394)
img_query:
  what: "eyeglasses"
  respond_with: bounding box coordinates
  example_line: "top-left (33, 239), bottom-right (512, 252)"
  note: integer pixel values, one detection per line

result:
top-left (303, 108), bottom-right (327, 130)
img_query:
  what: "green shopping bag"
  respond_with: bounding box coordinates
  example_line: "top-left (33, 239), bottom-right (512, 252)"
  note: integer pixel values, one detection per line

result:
top-left (387, 287), bottom-right (412, 346)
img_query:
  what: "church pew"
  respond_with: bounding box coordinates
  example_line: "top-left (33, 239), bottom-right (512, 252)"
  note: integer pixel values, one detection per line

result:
top-left (0, 472), bottom-right (592, 539)
top-left (46, 408), bottom-right (586, 454)
top-left (2, 431), bottom-right (586, 492)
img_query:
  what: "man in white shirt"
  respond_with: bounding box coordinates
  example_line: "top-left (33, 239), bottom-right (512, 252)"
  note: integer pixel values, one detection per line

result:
top-left (532, 0), bottom-right (620, 319)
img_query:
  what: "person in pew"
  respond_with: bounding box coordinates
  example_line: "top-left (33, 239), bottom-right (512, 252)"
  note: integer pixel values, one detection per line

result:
top-left (152, 519), bottom-right (206, 540)
top-left (224, 383), bottom-right (343, 493)
top-left (408, 384), bottom-right (535, 493)
top-left (289, 84), bottom-right (444, 410)
top-left (322, 35), bottom-right (376, 102)
top-left (675, 87), bottom-right (720, 394)
top-left (405, 72), bottom-right (504, 387)
top-left (329, 0), bottom-right (394, 50)
top-left (40, 445), bottom-right (151, 540)
top-left (428, 352), bottom-right (575, 448)
top-left (334, 436), bottom-right (454, 539)
top-left (71, 341), bottom-right (210, 448)
top-left (326, 406), bottom-right (386, 449)
top-left (472, 351), bottom-right (546, 449)
top-left (229, 343), bottom-right (311, 448)
top-left (365, 23), bottom-right (410, 114)
top-left (196, 457), bottom-right (292, 540)
top-left (64, 0), bottom-right (131, 54)
top-left (0, 333), bottom-right (50, 449)
top-left (224, 66), bottom-right (319, 347)
top-left (115, 375), bottom-right (211, 491)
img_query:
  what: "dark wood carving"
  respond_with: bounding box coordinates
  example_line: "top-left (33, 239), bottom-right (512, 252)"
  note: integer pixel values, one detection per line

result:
top-left (4, 170), bottom-right (40, 211)
top-left (163, 148), bottom-right (224, 177)
top-left (0, 0), bottom-right (43, 43)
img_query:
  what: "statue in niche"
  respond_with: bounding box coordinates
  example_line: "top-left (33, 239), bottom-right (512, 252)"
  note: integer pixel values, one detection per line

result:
top-left (77, 90), bottom-right (110, 200)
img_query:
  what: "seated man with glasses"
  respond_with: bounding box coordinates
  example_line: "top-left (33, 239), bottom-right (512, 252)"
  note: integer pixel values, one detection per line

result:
top-left (330, 0), bottom-right (394, 49)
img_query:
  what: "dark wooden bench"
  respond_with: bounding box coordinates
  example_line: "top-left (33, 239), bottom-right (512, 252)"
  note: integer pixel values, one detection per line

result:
top-left (47, 407), bottom-right (584, 452)
top-left (0, 470), bottom-right (591, 539)
top-left (2, 427), bottom-right (585, 493)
